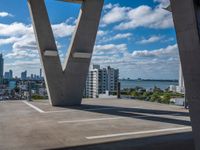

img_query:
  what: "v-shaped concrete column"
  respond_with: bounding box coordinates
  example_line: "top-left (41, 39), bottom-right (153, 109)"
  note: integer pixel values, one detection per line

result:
top-left (171, 0), bottom-right (200, 149)
top-left (27, 0), bottom-right (104, 106)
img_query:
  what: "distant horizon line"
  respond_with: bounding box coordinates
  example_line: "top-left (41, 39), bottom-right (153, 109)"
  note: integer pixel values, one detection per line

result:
top-left (120, 78), bottom-right (178, 82)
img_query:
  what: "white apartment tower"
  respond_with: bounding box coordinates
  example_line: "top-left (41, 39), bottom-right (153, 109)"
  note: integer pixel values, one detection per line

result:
top-left (85, 65), bottom-right (119, 98)
top-left (107, 66), bottom-right (119, 93)
top-left (169, 64), bottom-right (185, 94)
top-left (178, 64), bottom-right (185, 93)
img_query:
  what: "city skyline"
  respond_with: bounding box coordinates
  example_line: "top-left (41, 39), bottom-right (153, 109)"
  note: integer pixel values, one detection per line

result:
top-left (3, 61), bottom-right (43, 79)
top-left (0, 0), bottom-right (179, 79)
top-left (0, 54), bottom-right (179, 81)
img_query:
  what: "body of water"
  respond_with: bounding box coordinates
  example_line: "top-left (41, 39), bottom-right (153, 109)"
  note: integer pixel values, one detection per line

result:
top-left (120, 80), bottom-right (178, 90)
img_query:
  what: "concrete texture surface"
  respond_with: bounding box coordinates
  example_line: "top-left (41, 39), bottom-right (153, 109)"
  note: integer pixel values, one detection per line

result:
top-left (28, 0), bottom-right (104, 106)
top-left (171, 0), bottom-right (200, 149)
top-left (0, 99), bottom-right (193, 150)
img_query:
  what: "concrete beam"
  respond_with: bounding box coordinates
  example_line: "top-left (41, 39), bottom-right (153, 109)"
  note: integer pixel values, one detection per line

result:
top-left (170, 0), bottom-right (200, 149)
top-left (27, 0), bottom-right (104, 106)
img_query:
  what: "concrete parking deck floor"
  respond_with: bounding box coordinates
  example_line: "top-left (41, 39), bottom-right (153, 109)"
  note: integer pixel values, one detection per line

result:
top-left (0, 99), bottom-right (194, 150)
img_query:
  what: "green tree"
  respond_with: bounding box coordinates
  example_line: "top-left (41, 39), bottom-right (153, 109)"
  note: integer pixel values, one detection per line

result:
top-left (131, 91), bottom-right (139, 97)
top-left (150, 92), bottom-right (161, 102)
top-left (153, 86), bottom-right (163, 93)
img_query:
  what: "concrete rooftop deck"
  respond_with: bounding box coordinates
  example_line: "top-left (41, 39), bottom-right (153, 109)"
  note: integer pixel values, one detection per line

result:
top-left (0, 99), bottom-right (194, 150)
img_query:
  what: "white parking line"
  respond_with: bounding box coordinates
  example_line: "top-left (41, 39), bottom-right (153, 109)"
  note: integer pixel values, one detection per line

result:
top-left (86, 126), bottom-right (192, 140)
top-left (58, 117), bottom-right (126, 123)
top-left (21, 101), bottom-right (143, 114)
top-left (22, 101), bottom-right (45, 113)
top-left (86, 107), bottom-right (120, 111)
top-left (58, 116), bottom-right (148, 124)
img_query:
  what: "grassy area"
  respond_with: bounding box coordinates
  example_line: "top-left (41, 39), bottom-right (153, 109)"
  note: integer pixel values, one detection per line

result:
top-left (32, 94), bottom-right (48, 100)
top-left (121, 86), bottom-right (184, 104)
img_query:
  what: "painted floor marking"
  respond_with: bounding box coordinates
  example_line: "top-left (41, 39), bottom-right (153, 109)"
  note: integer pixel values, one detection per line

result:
top-left (22, 101), bottom-right (45, 113)
top-left (86, 126), bottom-right (191, 140)
top-left (21, 101), bottom-right (143, 114)
top-left (58, 117), bottom-right (126, 123)
top-left (58, 116), bottom-right (148, 124)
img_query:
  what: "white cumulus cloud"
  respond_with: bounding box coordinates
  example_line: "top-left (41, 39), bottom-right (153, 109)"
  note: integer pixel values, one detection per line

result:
top-left (154, 0), bottom-right (170, 8)
top-left (92, 44), bottom-right (179, 79)
top-left (138, 35), bottom-right (163, 44)
top-left (102, 4), bottom-right (130, 25)
top-left (0, 12), bottom-right (13, 17)
top-left (102, 3), bottom-right (173, 30)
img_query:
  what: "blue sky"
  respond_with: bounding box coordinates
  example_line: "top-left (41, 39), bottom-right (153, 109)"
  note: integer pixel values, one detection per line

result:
top-left (0, 0), bottom-right (179, 79)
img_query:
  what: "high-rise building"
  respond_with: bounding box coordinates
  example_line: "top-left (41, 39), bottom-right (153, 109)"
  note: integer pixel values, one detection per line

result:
top-left (176, 64), bottom-right (185, 94)
top-left (31, 74), bottom-right (34, 79)
top-left (0, 54), bottom-right (3, 83)
top-left (4, 70), bottom-right (13, 79)
top-left (21, 70), bottom-right (27, 80)
top-left (85, 66), bottom-right (99, 98)
top-left (85, 65), bottom-right (119, 98)
top-left (107, 66), bottom-right (119, 93)
top-left (4, 72), bottom-right (10, 79)
top-left (9, 70), bottom-right (13, 79)
top-left (179, 65), bottom-right (184, 89)
top-left (170, 64), bottom-right (185, 94)
top-left (40, 68), bottom-right (42, 78)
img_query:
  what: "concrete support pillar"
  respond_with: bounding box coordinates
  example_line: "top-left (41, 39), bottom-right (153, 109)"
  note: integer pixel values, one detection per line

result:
top-left (27, 0), bottom-right (104, 106)
top-left (171, 0), bottom-right (200, 149)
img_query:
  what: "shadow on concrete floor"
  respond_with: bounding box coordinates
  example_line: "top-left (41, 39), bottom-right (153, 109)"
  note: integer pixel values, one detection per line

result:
top-left (48, 131), bottom-right (194, 150)
top-left (55, 104), bottom-right (191, 126)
